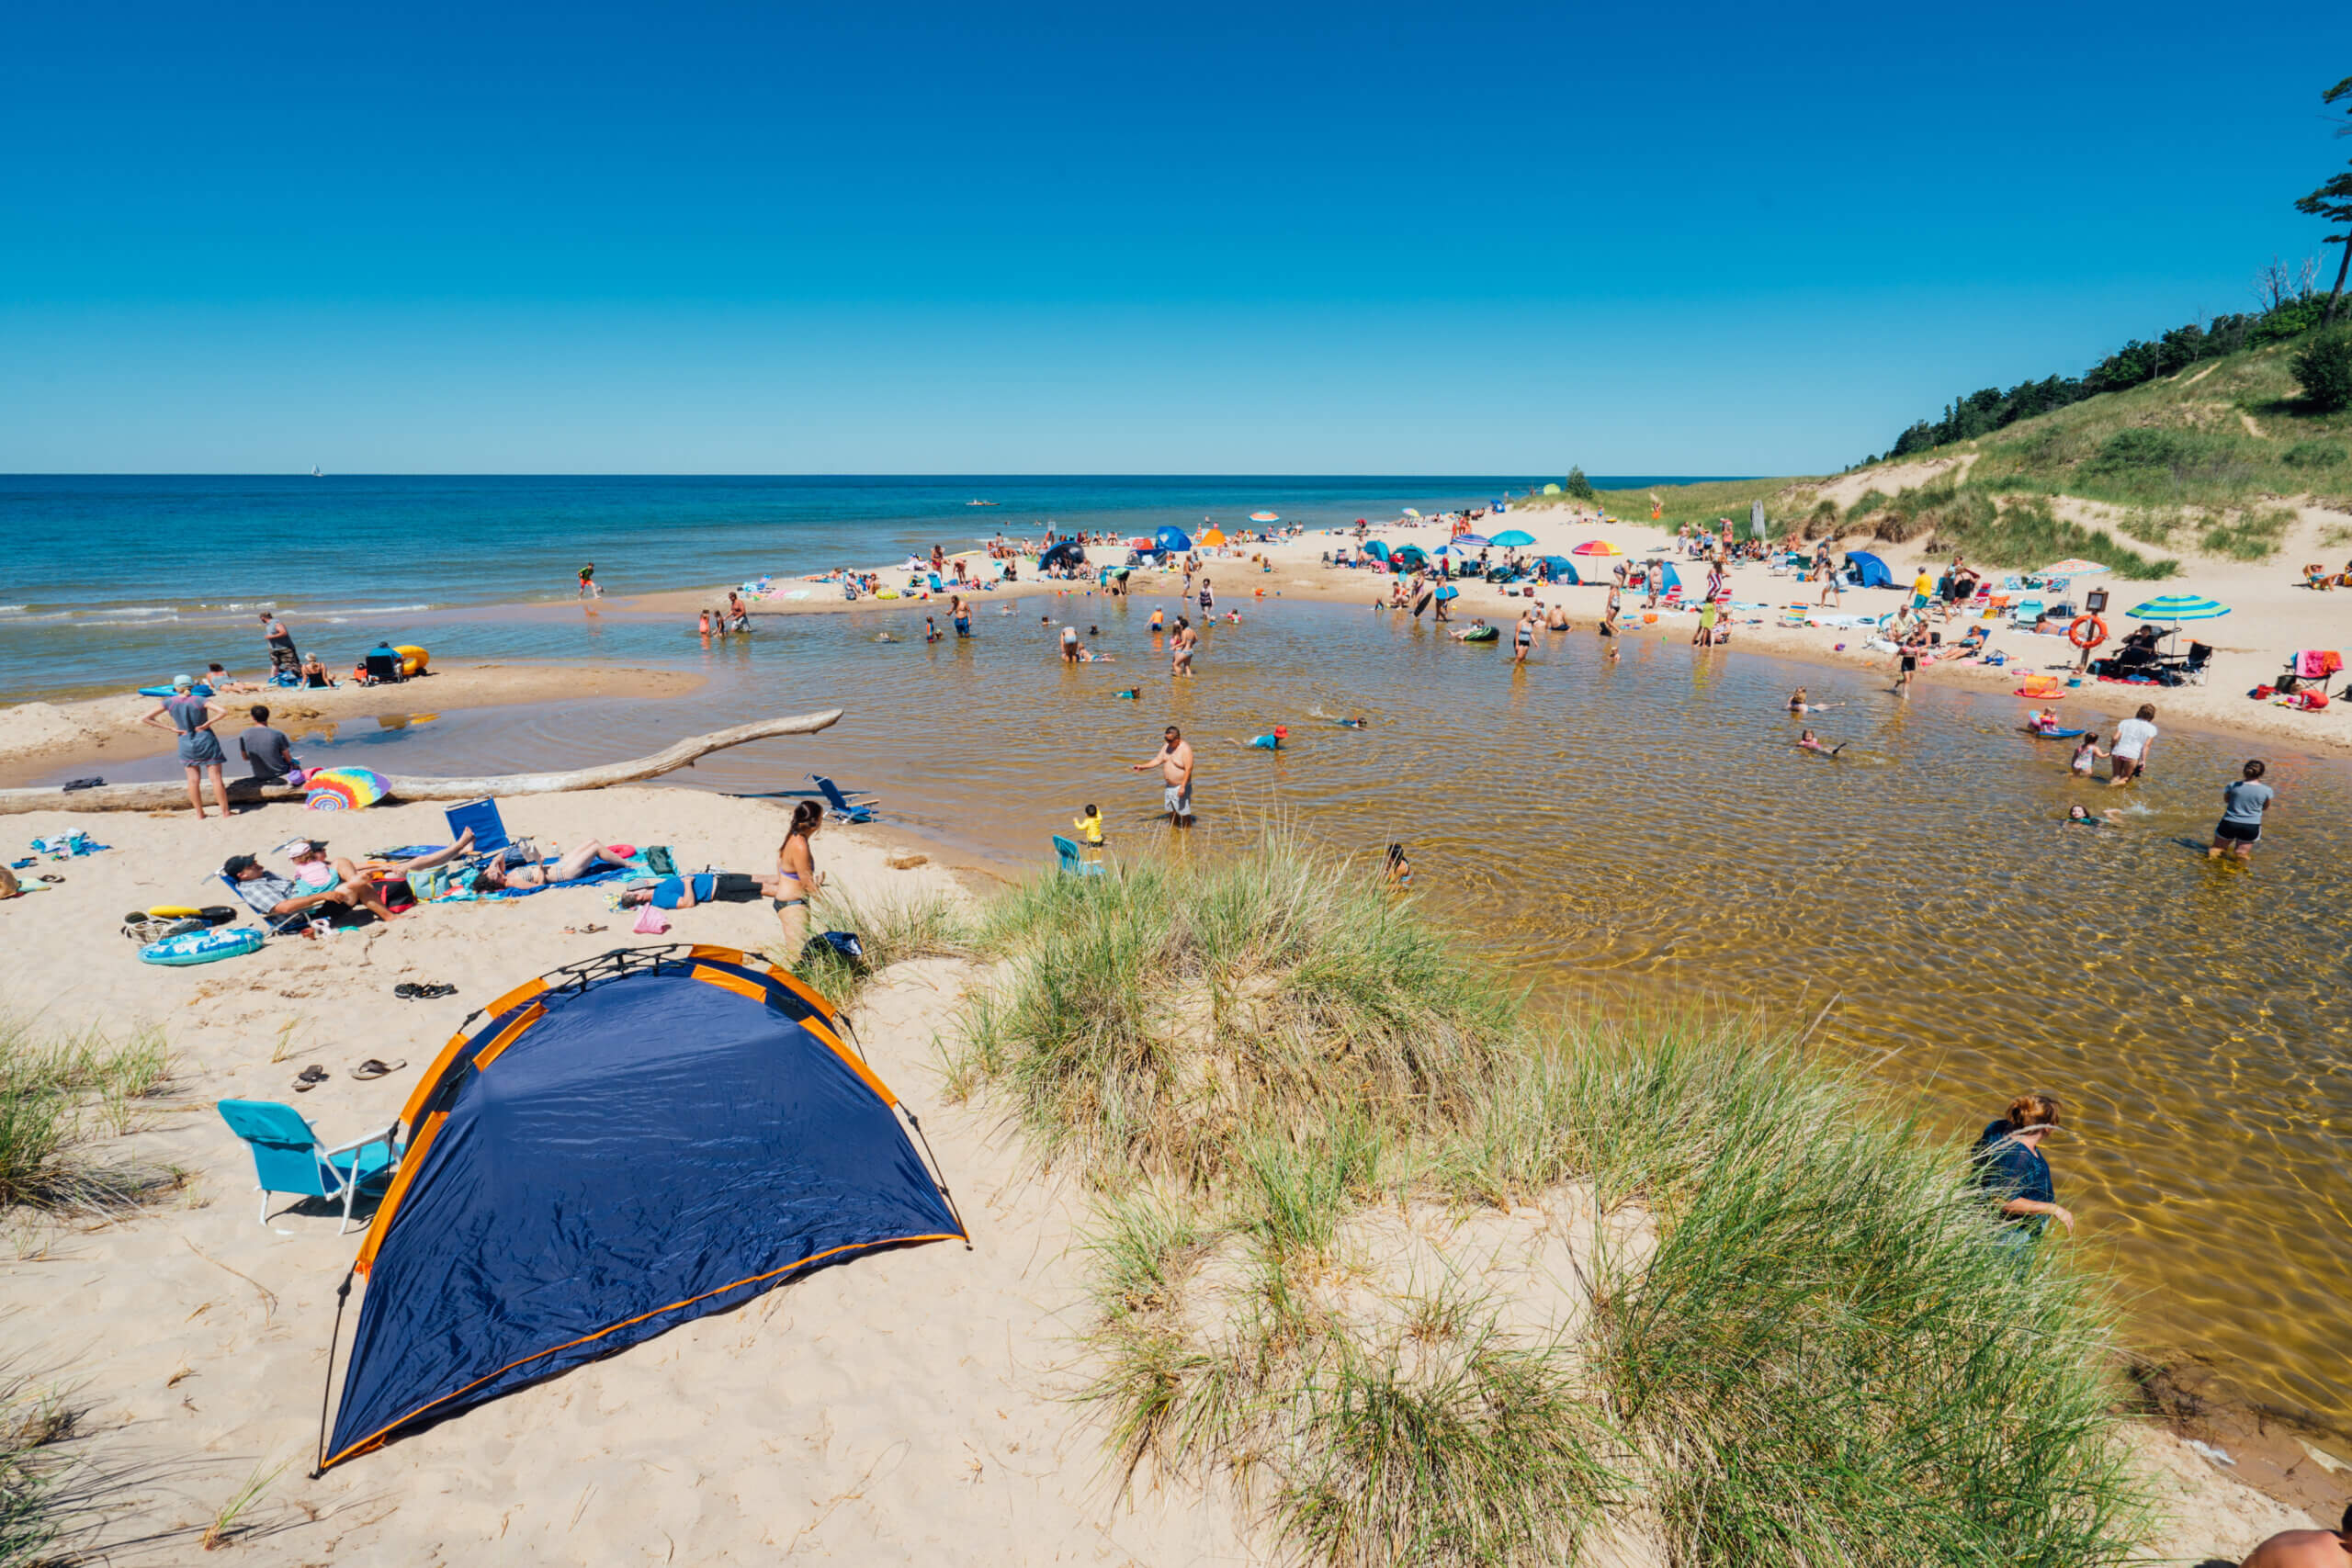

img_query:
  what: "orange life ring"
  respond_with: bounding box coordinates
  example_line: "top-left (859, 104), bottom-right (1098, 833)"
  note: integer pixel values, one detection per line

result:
top-left (2067, 615), bottom-right (2106, 649)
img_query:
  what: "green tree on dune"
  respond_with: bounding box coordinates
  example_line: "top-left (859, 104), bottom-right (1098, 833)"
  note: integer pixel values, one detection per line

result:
top-left (2296, 74), bottom-right (2352, 325)
top-left (1562, 465), bottom-right (1599, 502)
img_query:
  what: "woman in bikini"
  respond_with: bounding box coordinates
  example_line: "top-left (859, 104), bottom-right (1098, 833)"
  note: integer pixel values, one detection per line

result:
top-left (775, 800), bottom-right (827, 957)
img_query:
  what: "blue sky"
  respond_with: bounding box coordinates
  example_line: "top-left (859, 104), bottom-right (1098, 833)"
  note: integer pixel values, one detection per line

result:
top-left (4, 1), bottom-right (2347, 474)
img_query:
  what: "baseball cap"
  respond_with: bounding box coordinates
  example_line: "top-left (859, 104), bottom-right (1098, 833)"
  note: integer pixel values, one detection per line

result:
top-left (171, 673), bottom-right (192, 690)
top-left (222, 854), bottom-right (260, 876)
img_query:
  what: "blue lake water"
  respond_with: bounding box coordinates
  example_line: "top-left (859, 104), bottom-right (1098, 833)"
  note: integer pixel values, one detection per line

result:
top-left (0, 474), bottom-right (1712, 698)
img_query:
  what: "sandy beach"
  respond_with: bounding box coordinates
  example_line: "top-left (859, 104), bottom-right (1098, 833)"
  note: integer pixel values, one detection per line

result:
top-left (637, 459), bottom-right (2352, 761)
top-left (0, 779), bottom-right (2341, 1562)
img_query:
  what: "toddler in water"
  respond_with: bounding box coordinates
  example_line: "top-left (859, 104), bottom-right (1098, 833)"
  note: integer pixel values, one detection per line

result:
top-left (2070, 734), bottom-right (2105, 775)
top-left (1796, 729), bottom-right (1847, 757)
top-left (1072, 804), bottom-right (1105, 846)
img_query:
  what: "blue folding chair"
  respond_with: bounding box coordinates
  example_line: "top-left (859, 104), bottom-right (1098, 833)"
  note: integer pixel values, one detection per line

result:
top-left (810, 775), bottom-right (876, 824)
top-left (216, 1100), bottom-right (401, 1232)
top-left (1052, 835), bottom-right (1104, 877)
top-left (444, 797), bottom-right (512, 854)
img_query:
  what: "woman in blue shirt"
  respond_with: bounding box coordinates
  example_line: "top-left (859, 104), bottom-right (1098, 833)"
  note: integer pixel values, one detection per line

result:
top-left (1969, 1093), bottom-right (2075, 1242)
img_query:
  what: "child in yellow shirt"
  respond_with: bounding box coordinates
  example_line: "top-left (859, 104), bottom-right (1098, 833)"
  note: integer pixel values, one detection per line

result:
top-left (1073, 805), bottom-right (1105, 847)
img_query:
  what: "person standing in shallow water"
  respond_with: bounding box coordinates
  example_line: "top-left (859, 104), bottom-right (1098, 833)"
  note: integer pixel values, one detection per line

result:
top-left (2211, 759), bottom-right (2274, 862)
top-left (2238, 1504), bottom-right (2352, 1568)
top-left (1133, 724), bottom-right (1195, 828)
top-left (1969, 1093), bottom-right (2074, 1245)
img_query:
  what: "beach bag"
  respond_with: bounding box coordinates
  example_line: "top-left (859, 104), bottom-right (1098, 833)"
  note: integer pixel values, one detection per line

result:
top-left (632, 906), bottom-right (671, 935)
top-left (799, 931), bottom-right (867, 975)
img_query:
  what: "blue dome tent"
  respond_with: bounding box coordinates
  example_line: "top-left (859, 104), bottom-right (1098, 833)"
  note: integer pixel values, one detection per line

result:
top-left (1153, 525), bottom-right (1193, 555)
top-left (1846, 550), bottom-right (1895, 590)
top-left (1038, 539), bottom-right (1087, 572)
top-left (314, 946), bottom-right (965, 1472)
top-left (1537, 556), bottom-right (1577, 584)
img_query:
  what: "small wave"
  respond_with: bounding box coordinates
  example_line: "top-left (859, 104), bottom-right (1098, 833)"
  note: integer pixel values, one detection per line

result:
top-left (91, 606), bottom-right (181, 619)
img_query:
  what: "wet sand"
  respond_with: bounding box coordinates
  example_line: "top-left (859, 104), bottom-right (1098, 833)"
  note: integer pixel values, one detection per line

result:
top-left (0, 662), bottom-right (704, 788)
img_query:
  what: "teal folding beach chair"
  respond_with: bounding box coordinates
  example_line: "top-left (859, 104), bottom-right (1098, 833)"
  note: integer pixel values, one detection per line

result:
top-left (1052, 835), bottom-right (1104, 878)
top-left (216, 1100), bottom-right (401, 1232)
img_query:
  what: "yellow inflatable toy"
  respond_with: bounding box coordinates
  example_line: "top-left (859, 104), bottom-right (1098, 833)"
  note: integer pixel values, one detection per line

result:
top-left (395, 644), bottom-right (430, 676)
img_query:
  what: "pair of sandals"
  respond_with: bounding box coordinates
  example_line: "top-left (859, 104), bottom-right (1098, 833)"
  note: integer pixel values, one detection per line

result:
top-left (393, 982), bottom-right (458, 999)
top-left (293, 1058), bottom-right (406, 1091)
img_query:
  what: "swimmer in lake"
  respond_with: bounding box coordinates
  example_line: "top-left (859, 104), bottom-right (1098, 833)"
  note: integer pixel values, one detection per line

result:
top-left (1796, 729), bottom-right (1848, 757)
top-left (1787, 687), bottom-right (1841, 714)
top-left (1234, 726), bottom-right (1288, 750)
top-left (1114, 688), bottom-right (1140, 699)
top-left (1382, 841), bottom-right (1413, 890)
top-left (1338, 715), bottom-right (1367, 728)
top-left (2064, 803), bottom-right (2127, 827)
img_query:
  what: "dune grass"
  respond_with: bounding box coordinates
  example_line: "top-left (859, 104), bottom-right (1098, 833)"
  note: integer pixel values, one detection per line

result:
top-left (0, 1371), bottom-right (85, 1568)
top-left (766, 886), bottom-right (970, 1011)
top-left (945, 843), bottom-right (2151, 1567)
top-left (0, 1017), bottom-right (172, 1213)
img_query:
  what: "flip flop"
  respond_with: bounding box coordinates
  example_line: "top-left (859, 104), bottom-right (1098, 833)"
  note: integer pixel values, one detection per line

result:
top-left (293, 1065), bottom-right (329, 1092)
top-left (349, 1058), bottom-right (406, 1081)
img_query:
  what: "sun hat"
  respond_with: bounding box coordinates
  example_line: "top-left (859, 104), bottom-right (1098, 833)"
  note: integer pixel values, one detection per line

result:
top-left (277, 837), bottom-right (324, 858)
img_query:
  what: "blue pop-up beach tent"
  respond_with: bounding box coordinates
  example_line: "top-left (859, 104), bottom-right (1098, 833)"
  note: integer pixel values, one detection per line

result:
top-left (1537, 556), bottom-right (1578, 584)
top-left (1154, 525), bottom-right (1193, 555)
top-left (1846, 550), bottom-right (1894, 589)
top-left (315, 946), bottom-right (965, 1471)
top-left (1363, 540), bottom-right (1391, 562)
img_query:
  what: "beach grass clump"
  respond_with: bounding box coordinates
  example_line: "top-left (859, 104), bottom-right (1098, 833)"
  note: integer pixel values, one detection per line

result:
top-left (0, 1371), bottom-right (87, 1568)
top-left (957, 839), bottom-right (1518, 1186)
top-left (772, 886), bottom-right (969, 1010)
top-left (1565, 1028), bottom-right (2147, 1567)
top-left (950, 847), bottom-right (2149, 1567)
top-left (0, 1017), bottom-right (173, 1212)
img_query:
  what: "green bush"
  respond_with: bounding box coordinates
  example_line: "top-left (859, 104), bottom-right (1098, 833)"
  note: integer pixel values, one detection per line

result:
top-left (1562, 466), bottom-right (1599, 502)
top-left (2293, 331), bottom-right (2352, 412)
top-left (2091, 428), bottom-right (2186, 469)
top-left (2283, 441), bottom-right (2348, 468)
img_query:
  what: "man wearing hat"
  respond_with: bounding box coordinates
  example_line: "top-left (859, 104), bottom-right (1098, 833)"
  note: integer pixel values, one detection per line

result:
top-left (139, 674), bottom-right (231, 820)
top-left (222, 832), bottom-right (474, 931)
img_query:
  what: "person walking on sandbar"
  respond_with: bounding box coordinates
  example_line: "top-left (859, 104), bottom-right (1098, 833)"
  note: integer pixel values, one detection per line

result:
top-left (1133, 724), bottom-right (1195, 828)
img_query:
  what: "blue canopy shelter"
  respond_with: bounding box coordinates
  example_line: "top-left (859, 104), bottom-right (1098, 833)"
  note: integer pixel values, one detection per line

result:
top-left (1154, 525), bottom-right (1193, 555)
top-left (1657, 561), bottom-right (1683, 593)
top-left (1363, 540), bottom-right (1391, 562)
top-left (314, 946), bottom-right (965, 1472)
top-left (1392, 545), bottom-right (1430, 569)
top-left (1537, 555), bottom-right (1578, 584)
top-left (1846, 550), bottom-right (1895, 590)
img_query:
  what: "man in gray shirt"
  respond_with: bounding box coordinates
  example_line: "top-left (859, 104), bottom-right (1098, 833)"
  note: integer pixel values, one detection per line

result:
top-left (2210, 759), bottom-right (2275, 862)
top-left (236, 705), bottom-right (301, 783)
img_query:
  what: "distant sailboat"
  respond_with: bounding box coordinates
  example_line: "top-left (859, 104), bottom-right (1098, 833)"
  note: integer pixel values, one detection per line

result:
top-left (311, 466), bottom-right (323, 478)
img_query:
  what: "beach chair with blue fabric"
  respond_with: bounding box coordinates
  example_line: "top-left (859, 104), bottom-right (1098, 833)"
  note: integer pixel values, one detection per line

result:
top-left (1052, 835), bottom-right (1104, 877)
top-left (216, 1100), bottom-right (401, 1232)
top-left (809, 775), bottom-right (876, 823)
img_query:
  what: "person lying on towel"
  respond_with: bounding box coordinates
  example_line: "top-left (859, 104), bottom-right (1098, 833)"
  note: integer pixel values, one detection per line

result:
top-left (470, 840), bottom-right (634, 894)
top-left (617, 872), bottom-right (794, 910)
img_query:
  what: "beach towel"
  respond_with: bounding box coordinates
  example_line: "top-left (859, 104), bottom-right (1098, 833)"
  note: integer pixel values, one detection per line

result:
top-left (2297, 649), bottom-right (2326, 679)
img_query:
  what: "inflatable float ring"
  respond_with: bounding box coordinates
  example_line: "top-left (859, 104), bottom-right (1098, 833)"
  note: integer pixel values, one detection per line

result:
top-left (2067, 615), bottom-right (2107, 649)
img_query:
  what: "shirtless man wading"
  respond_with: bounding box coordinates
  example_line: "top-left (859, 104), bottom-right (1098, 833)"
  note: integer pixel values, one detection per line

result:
top-left (1133, 725), bottom-right (1195, 828)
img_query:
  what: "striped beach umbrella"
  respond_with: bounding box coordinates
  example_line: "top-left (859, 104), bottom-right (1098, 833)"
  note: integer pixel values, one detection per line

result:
top-left (1249, 511), bottom-right (1278, 523)
top-left (2041, 558), bottom-right (2109, 575)
top-left (2123, 594), bottom-right (2229, 622)
top-left (1453, 533), bottom-right (1492, 548)
top-left (1572, 540), bottom-right (1623, 558)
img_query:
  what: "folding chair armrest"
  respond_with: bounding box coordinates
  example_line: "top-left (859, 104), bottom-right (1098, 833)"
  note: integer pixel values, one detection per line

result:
top-left (323, 1123), bottom-right (402, 1163)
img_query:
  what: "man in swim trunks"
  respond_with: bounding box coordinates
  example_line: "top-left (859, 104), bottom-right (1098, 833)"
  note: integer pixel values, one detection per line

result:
top-left (1061, 624), bottom-right (1080, 662)
top-left (579, 563), bottom-right (600, 599)
top-left (142, 674), bottom-right (231, 819)
top-left (1171, 620), bottom-right (1196, 677)
top-left (1133, 725), bottom-right (1195, 827)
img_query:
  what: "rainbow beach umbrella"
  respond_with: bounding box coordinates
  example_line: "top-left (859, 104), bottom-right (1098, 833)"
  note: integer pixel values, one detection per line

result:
top-left (1572, 540), bottom-right (1623, 558)
top-left (305, 766), bottom-right (391, 811)
top-left (2041, 558), bottom-right (2109, 576)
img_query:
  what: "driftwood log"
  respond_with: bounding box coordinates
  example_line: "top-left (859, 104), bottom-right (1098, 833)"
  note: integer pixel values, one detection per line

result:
top-left (0, 708), bottom-right (843, 815)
